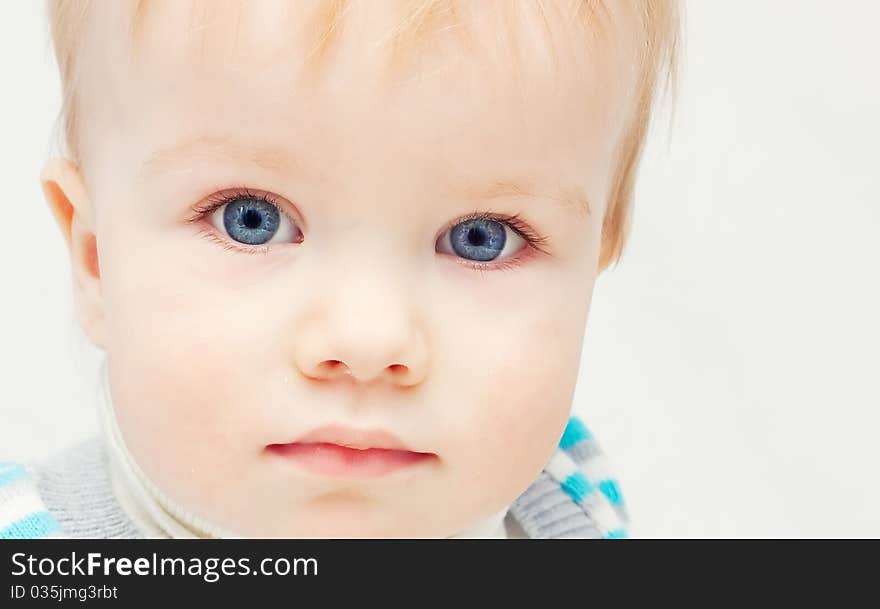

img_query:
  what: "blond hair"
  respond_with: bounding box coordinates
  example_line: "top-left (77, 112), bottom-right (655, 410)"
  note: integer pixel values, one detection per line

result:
top-left (46, 0), bottom-right (681, 270)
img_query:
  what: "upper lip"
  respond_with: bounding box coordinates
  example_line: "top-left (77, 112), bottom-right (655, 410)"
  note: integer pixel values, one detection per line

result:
top-left (287, 424), bottom-right (425, 452)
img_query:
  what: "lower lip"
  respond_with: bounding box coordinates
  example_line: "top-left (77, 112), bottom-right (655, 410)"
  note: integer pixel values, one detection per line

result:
top-left (267, 442), bottom-right (435, 478)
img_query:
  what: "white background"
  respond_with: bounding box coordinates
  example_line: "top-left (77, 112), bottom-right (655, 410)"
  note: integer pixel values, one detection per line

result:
top-left (2, 1), bottom-right (878, 537)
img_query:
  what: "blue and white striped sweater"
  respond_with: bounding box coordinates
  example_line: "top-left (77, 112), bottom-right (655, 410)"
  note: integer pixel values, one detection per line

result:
top-left (0, 462), bottom-right (66, 539)
top-left (0, 415), bottom-right (628, 539)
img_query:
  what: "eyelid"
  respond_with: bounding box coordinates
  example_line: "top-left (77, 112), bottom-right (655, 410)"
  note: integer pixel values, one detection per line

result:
top-left (185, 186), bottom-right (303, 228)
top-left (436, 210), bottom-right (551, 253)
top-left (194, 226), bottom-right (274, 256)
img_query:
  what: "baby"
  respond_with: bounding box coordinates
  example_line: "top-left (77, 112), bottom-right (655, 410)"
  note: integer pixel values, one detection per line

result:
top-left (1, 0), bottom-right (678, 538)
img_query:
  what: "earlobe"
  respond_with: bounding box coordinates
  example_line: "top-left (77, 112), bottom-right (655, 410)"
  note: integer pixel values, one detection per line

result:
top-left (39, 158), bottom-right (107, 350)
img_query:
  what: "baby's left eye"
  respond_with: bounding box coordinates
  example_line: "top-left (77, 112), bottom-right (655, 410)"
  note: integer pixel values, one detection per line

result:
top-left (435, 217), bottom-right (527, 264)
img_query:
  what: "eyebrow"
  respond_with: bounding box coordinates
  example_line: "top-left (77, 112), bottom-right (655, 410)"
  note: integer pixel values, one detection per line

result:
top-left (459, 177), bottom-right (591, 218)
top-left (137, 134), bottom-right (591, 217)
top-left (136, 134), bottom-right (320, 183)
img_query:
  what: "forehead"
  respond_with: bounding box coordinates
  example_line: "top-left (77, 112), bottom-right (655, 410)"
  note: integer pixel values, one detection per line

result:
top-left (80, 0), bottom-right (641, 199)
top-left (117, 0), bottom-right (639, 80)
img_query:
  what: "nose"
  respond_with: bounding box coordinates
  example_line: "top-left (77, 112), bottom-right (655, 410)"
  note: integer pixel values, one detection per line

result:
top-left (293, 267), bottom-right (428, 388)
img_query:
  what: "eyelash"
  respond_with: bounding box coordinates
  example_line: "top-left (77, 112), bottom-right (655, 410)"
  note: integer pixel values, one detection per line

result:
top-left (185, 188), bottom-right (285, 257)
top-left (185, 186), bottom-right (552, 272)
top-left (437, 210), bottom-right (551, 274)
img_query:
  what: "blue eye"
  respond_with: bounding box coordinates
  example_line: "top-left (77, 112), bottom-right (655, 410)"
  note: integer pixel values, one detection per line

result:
top-left (223, 199), bottom-right (278, 244)
top-left (438, 216), bottom-right (527, 264)
top-left (208, 195), bottom-right (300, 246)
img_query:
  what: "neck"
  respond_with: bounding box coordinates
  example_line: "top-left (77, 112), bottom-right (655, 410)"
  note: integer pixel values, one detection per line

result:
top-left (96, 360), bottom-right (509, 539)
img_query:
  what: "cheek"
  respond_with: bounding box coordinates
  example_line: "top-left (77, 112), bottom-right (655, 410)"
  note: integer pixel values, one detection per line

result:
top-left (487, 317), bottom-right (584, 463)
top-left (444, 299), bottom-right (590, 507)
top-left (105, 309), bottom-right (255, 507)
top-left (99, 233), bottom-right (270, 506)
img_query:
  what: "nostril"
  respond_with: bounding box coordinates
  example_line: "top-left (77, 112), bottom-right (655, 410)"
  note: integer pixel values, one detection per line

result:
top-left (319, 360), bottom-right (347, 375)
top-left (317, 361), bottom-right (406, 380)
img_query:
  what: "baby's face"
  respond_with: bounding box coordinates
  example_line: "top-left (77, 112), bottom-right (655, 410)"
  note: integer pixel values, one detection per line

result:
top-left (59, 1), bottom-right (639, 536)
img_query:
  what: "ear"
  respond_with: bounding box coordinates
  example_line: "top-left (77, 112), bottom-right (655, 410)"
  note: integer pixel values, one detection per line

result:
top-left (40, 158), bottom-right (107, 350)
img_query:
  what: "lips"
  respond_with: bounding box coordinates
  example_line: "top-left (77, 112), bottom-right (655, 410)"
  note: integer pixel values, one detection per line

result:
top-left (266, 424), bottom-right (436, 478)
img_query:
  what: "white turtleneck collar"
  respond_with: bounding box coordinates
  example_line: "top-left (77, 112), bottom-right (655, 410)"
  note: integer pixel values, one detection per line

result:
top-left (95, 360), bottom-right (510, 539)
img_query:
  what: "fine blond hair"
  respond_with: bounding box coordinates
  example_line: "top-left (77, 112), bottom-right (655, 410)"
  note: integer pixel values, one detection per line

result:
top-left (46, 0), bottom-right (681, 270)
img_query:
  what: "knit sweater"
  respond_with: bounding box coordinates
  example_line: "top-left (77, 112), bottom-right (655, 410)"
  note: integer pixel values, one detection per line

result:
top-left (0, 415), bottom-right (628, 539)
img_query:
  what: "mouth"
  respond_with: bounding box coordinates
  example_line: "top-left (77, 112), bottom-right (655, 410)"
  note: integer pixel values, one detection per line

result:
top-left (265, 424), bottom-right (437, 478)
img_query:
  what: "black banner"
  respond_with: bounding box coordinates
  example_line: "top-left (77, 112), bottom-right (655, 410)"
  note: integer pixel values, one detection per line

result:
top-left (0, 540), bottom-right (874, 604)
